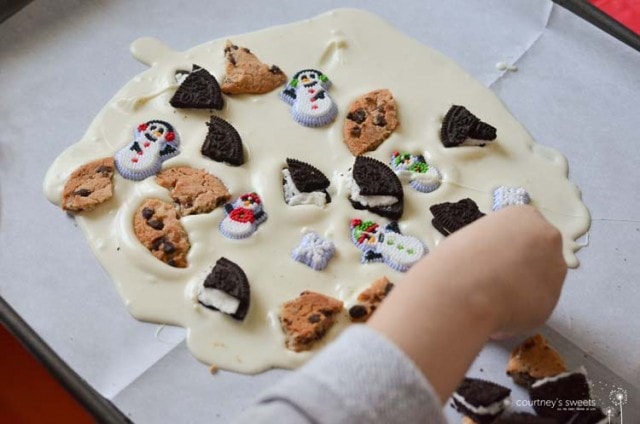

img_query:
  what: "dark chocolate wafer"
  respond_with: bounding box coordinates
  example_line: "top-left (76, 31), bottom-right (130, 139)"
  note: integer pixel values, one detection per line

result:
top-left (430, 198), bottom-right (485, 236)
top-left (201, 116), bottom-right (244, 166)
top-left (440, 105), bottom-right (496, 147)
top-left (170, 64), bottom-right (224, 110)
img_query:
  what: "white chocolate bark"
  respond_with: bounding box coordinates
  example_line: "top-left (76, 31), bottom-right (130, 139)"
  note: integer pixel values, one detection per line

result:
top-left (43, 9), bottom-right (590, 373)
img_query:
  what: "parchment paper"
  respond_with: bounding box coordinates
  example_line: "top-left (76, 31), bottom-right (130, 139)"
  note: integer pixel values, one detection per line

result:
top-left (1, 0), bottom-right (639, 422)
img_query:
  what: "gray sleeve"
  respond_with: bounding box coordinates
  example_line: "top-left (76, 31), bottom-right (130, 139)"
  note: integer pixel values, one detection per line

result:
top-left (235, 325), bottom-right (448, 424)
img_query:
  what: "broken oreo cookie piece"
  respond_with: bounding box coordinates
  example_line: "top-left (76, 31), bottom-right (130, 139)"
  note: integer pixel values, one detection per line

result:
top-left (430, 198), bottom-right (485, 236)
top-left (529, 369), bottom-right (593, 421)
top-left (283, 158), bottom-right (331, 207)
top-left (348, 156), bottom-right (404, 220)
top-left (198, 257), bottom-right (250, 321)
top-left (452, 377), bottom-right (511, 424)
top-left (440, 105), bottom-right (496, 148)
top-left (170, 64), bottom-right (224, 110)
top-left (201, 116), bottom-right (244, 166)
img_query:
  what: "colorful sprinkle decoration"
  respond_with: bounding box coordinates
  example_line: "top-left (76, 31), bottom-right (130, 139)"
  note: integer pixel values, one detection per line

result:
top-left (219, 193), bottom-right (267, 239)
top-left (350, 219), bottom-right (426, 272)
top-left (291, 232), bottom-right (335, 271)
top-left (114, 120), bottom-right (180, 181)
top-left (280, 69), bottom-right (337, 127)
top-left (390, 151), bottom-right (441, 193)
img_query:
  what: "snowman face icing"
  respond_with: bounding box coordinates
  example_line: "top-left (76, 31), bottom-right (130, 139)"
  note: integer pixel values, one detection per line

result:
top-left (295, 70), bottom-right (325, 88)
top-left (139, 121), bottom-right (173, 143)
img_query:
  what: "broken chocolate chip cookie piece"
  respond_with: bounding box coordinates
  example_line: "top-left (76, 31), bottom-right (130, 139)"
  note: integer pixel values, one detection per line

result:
top-left (133, 198), bottom-right (190, 268)
top-left (506, 334), bottom-right (567, 388)
top-left (62, 157), bottom-right (115, 213)
top-left (221, 41), bottom-right (287, 94)
top-left (343, 89), bottom-right (399, 156)
top-left (156, 167), bottom-right (230, 216)
top-left (348, 276), bottom-right (394, 322)
top-left (280, 291), bottom-right (343, 352)
top-left (198, 257), bottom-right (251, 321)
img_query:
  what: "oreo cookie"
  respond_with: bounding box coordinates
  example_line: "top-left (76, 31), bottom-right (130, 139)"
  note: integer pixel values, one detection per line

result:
top-left (440, 105), bottom-right (497, 148)
top-left (452, 377), bottom-right (511, 424)
top-left (283, 158), bottom-right (331, 206)
top-left (197, 257), bottom-right (250, 321)
top-left (430, 198), bottom-right (485, 236)
top-left (348, 156), bottom-right (404, 220)
top-left (201, 116), bottom-right (244, 166)
top-left (170, 64), bottom-right (224, 110)
top-left (529, 369), bottom-right (593, 421)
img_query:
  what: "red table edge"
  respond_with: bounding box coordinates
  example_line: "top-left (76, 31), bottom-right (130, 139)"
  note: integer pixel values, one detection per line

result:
top-left (0, 296), bottom-right (131, 423)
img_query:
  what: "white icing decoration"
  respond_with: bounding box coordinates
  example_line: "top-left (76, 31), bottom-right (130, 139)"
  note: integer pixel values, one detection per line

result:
top-left (291, 232), bottom-right (335, 270)
top-left (492, 186), bottom-right (530, 211)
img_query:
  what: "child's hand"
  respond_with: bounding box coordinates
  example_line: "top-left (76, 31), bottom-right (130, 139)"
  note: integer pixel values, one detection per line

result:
top-left (438, 205), bottom-right (567, 336)
top-left (368, 205), bottom-right (568, 403)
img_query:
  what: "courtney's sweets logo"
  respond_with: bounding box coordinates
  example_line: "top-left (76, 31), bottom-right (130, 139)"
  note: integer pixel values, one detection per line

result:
top-left (515, 398), bottom-right (597, 410)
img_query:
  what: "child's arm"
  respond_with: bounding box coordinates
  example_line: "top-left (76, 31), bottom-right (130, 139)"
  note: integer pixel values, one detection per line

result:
top-left (368, 204), bottom-right (567, 403)
top-left (236, 205), bottom-right (567, 423)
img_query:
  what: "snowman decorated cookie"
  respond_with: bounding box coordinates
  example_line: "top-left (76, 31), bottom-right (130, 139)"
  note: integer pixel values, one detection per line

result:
top-left (114, 120), bottom-right (180, 181)
top-left (220, 193), bottom-right (268, 239)
top-left (280, 69), bottom-right (338, 127)
top-left (350, 219), bottom-right (426, 272)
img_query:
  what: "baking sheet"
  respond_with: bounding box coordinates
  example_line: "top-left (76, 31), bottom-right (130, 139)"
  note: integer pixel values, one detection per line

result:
top-left (1, 0), bottom-right (639, 422)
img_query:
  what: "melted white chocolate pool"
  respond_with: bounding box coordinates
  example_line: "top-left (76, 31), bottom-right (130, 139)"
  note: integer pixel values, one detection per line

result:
top-left (43, 9), bottom-right (590, 373)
